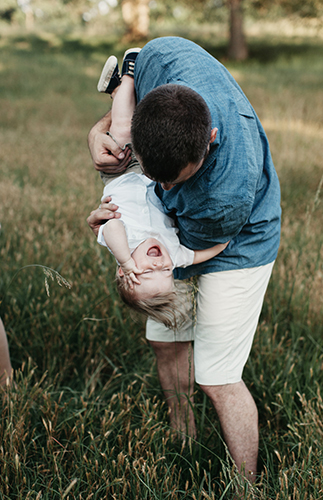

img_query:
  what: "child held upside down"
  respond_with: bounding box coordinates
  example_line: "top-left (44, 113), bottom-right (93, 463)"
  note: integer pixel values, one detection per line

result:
top-left (95, 50), bottom-right (229, 328)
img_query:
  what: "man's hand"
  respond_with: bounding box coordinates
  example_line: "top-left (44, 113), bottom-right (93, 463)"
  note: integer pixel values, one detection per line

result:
top-left (88, 111), bottom-right (132, 173)
top-left (87, 196), bottom-right (121, 237)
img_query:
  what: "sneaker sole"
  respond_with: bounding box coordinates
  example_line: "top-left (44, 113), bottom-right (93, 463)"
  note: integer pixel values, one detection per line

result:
top-left (97, 55), bottom-right (118, 93)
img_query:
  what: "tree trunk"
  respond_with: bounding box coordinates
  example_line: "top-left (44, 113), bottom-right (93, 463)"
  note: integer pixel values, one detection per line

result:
top-left (227, 0), bottom-right (248, 61)
top-left (121, 0), bottom-right (150, 41)
top-left (25, 7), bottom-right (34, 30)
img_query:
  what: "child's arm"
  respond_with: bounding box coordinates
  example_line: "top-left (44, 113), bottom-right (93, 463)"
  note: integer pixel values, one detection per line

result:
top-left (109, 76), bottom-right (135, 150)
top-left (193, 241), bottom-right (230, 265)
top-left (103, 219), bottom-right (142, 287)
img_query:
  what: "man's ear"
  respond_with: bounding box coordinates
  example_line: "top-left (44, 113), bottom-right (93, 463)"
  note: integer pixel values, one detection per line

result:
top-left (210, 127), bottom-right (218, 144)
top-left (117, 267), bottom-right (124, 277)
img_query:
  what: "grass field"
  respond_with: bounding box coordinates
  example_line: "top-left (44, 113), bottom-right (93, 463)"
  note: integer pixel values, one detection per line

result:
top-left (0, 26), bottom-right (323, 499)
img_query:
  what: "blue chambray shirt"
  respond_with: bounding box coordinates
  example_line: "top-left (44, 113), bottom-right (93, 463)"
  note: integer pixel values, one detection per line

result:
top-left (134, 37), bottom-right (281, 279)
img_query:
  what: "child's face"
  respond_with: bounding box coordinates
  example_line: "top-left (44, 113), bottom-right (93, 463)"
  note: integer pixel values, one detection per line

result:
top-left (130, 238), bottom-right (173, 299)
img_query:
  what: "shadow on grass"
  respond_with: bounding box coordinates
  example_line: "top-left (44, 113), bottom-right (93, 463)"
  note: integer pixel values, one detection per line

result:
top-left (5, 32), bottom-right (323, 65)
top-left (8, 33), bottom-right (116, 55)
top-left (4, 32), bottom-right (147, 59)
top-left (199, 38), bottom-right (323, 64)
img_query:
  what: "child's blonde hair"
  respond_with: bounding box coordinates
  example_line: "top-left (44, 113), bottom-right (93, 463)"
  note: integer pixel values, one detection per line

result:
top-left (115, 271), bottom-right (186, 330)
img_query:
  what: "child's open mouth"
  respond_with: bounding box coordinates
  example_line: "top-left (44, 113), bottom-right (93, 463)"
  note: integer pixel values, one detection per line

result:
top-left (147, 246), bottom-right (162, 257)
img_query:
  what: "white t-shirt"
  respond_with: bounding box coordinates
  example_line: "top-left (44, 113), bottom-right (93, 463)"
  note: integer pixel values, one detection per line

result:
top-left (97, 172), bottom-right (194, 269)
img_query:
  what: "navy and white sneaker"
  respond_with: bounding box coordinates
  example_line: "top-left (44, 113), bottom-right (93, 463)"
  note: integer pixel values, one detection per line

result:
top-left (97, 55), bottom-right (121, 94)
top-left (121, 47), bottom-right (141, 78)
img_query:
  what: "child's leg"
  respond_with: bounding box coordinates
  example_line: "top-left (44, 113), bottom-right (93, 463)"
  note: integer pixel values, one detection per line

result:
top-left (97, 48), bottom-right (141, 150)
top-left (110, 76), bottom-right (136, 148)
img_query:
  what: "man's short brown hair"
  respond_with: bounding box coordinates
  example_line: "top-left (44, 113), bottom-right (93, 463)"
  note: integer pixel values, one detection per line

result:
top-left (131, 84), bottom-right (212, 183)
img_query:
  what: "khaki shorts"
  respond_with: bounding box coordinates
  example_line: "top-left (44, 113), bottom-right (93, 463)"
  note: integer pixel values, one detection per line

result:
top-left (146, 262), bottom-right (274, 385)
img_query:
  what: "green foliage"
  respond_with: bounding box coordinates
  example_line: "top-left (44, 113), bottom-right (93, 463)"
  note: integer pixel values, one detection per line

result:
top-left (0, 0), bottom-right (121, 28)
top-left (0, 0), bottom-right (16, 23)
top-left (149, 0), bottom-right (323, 28)
top-left (149, 0), bottom-right (228, 26)
top-left (0, 0), bottom-right (16, 9)
top-left (2, 0), bottom-right (323, 37)
top-left (246, 0), bottom-right (323, 18)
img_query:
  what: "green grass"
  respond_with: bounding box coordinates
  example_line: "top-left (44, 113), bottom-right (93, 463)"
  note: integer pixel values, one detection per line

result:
top-left (0, 27), bottom-right (323, 499)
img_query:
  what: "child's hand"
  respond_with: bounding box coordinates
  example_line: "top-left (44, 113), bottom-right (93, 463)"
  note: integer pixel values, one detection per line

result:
top-left (120, 258), bottom-right (143, 289)
top-left (210, 241), bottom-right (230, 253)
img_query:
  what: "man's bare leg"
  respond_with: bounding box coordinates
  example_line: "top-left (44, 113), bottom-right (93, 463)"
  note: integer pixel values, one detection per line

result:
top-left (149, 340), bottom-right (196, 439)
top-left (201, 380), bottom-right (258, 483)
top-left (0, 318), bottom-right (12, 386)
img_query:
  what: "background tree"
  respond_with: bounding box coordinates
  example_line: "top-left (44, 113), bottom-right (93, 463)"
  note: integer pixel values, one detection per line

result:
top-left (149, 0), bottom-right (323, 59)
top-left (175, 0), bottom-right (248, 60)
top-left (227, 0), bottom-right (248, 60)
top-left (2, 0), bottom-right (323, 53)
top-left (121, 0), bottom-right (150, 40)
